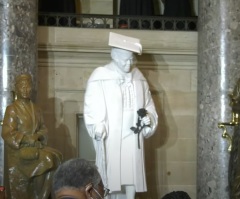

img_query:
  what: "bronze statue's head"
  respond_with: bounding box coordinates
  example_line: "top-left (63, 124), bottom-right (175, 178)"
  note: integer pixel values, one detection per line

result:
top-left (15, 73), bottom-right (33, 100)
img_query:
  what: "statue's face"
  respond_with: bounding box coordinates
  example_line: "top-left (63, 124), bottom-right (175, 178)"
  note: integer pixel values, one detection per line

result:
top-left (16, 79), bottom-right (32, 100)
top-left (112, 48), bottom-right (134, 73)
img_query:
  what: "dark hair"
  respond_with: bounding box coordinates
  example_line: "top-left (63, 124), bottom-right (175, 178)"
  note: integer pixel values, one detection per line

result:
top-left (52, 158), bottom-right (101, 194)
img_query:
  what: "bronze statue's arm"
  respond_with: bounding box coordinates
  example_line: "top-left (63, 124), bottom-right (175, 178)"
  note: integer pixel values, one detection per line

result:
top-left (2, 106), bottom-right (24, 149)
top-left (2, 105), bottom-right (43, 148)
top-left (34, 106), bottom-right (48, 146)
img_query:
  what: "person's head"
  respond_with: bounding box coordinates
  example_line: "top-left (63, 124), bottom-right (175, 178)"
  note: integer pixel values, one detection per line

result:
top-left (15, 73), bottom-right (33, 100)
top-left (111, 47), bottom-right (135, 74)
top-left (52, 158), bottom-right (109, 199)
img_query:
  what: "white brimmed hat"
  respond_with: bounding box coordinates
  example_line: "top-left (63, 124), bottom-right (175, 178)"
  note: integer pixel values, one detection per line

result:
top-left (108, 32), bottom-right (142, 55)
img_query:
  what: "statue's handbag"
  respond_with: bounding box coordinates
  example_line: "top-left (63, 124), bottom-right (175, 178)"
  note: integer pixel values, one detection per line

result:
top-left (19, 147), bottom-right (39, 160)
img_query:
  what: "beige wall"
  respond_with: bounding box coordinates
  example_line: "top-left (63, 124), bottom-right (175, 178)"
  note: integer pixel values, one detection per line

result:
top-left (37, 27), bottom-right (197, 198)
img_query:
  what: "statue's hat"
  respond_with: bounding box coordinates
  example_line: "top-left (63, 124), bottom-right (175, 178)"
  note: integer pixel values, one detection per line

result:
top-left (108, 32), bottom-right (142, 55)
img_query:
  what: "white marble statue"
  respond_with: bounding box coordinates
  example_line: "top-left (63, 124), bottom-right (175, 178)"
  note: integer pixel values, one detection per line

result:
top-left (84, 44), bottom-right (158, 199)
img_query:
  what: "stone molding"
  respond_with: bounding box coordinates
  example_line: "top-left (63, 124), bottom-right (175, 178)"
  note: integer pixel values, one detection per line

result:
top-left (38, 27), bottom-right (197, 55)
top-left (38, 27), bottom-right (198, 70)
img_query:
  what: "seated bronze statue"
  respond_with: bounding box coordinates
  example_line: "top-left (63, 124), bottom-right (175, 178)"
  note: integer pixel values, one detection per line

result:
top-left (1, 73), bottom-right (63, 199)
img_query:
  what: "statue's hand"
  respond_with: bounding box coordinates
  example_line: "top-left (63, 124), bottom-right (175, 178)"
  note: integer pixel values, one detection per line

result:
top-left (22, 134), bottom-right (42, 146)
top-left (21, 135), bottom-right (28, 146)
top-left (141, 115), bottom-right (151, 126)
top-left (94, 124), bottom-right (106, 140)
top-left (35, 141), bottom-right (43, 149)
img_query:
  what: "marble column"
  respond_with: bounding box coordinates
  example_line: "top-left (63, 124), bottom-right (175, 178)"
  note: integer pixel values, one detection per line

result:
top-left (0, 0), bottom-right (38, 185)
top-left (198, 1), bottom-right (240, 199)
